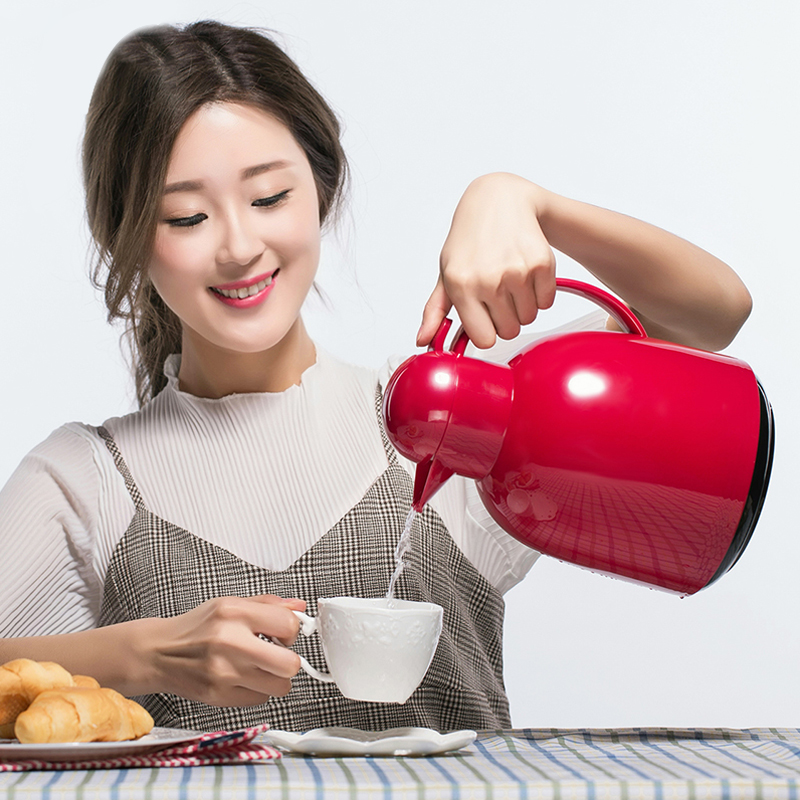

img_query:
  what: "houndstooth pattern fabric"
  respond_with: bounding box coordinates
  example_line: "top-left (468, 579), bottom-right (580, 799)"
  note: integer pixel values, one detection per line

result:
top-left (96, 389), bottom-right (511, 733)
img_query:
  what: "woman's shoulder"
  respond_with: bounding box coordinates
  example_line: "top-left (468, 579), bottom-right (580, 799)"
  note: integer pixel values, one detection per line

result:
top-left (25, 421), bottom-right (109, 465)
top-left (11, 421), bottom-right (128, 513)
top-left (0, 421), bottom-right (125, 554)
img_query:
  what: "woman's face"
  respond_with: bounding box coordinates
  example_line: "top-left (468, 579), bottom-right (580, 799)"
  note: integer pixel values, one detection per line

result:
top-left (149, 102), bottom-right (321, 361)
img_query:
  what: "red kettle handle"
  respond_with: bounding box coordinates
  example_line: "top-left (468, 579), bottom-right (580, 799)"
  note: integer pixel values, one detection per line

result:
top-left (444, 277), bottom-right (647, 355)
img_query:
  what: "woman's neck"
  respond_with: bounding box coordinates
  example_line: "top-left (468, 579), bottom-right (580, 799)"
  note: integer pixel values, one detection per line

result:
top-left (176, 319), bottom-right (317, 398)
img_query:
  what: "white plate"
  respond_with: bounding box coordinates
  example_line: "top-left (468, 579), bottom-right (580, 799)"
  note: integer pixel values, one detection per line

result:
top-left (0, 727), bottom-right (204, 762)
top-left (265, 726), bottom-right (477, 757)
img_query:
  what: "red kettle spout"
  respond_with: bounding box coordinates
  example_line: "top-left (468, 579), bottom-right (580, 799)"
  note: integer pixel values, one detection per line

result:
top-left (412, 457), bottom-right (456, 512)
top-left (383, 320), bottom-right (514, 511)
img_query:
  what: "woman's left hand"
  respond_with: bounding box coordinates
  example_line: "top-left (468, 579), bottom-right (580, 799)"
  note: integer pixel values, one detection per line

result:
top-left (417, 173), bottom-right (557, 350)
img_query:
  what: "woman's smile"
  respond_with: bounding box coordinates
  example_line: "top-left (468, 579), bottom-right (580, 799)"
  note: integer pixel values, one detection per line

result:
top-left (209, 270), bottom-right (279, 307)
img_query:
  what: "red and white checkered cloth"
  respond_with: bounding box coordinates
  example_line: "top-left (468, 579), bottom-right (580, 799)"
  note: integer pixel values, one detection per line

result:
top-left (0, 724), bottom-right (280, 771)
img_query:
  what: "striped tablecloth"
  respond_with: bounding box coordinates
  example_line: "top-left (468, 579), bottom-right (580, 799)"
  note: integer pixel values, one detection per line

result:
top-left (1, 727), bottom-right (799, 799)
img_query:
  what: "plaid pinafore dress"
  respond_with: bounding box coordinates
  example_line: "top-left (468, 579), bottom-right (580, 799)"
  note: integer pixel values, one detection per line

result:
top-left (96, 391), bottom-right (511, 733)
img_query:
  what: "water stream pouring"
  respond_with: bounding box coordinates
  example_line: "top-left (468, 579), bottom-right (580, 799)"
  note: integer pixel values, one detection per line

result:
top-left (382, 278), bottom-right (774, 595)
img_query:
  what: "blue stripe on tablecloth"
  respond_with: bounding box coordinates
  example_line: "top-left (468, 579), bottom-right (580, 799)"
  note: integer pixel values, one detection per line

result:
top-left (571, 733), bottom-right (638, 779)
top-left (734, 739), bottom-right (800, 791)
top-left (676, 733), bottom-right (792, 784)
top-left (770, 741), bottom-right (800, 761)
top-left (365, 756), bottom-right (393, 800)
top-left (474, 737), bottom-right (528, 799)
top-left (109, 768), bottom-right (128, 800)
top-left (429, 755), bottom-right (462, 798)
top-left (555, 732), bottom-right (658, 800)
top-left (581, 731), bottom-right (664, 781)
top-left (605, 732), bottom-right (686, 780)
top-left (638, 732), bottom-right (718, 779)
top-left (179, 765), bottom-right (193, 800)
top-left (453, 750), bottom-right (497, 794)
top-left (511, 733), bottom-right (589, 785)
top-left (555, 734), bottom-right (621, 782)
top-left (304, 756), bottom-right (326, 800)
top-left (694, 734), bottom-right (787, 778)
top-left (245, 763), bottom-right (259, 800)
top-left (39, 768), bottom-right (63, 800)
top-left (503, 731), bottom-right (556, 781)
top-left (643, 733), bottom-right (733, 800)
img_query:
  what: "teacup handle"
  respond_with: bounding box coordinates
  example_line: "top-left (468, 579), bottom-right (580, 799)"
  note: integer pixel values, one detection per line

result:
top-left (271, 610), bottom-right (335, 684)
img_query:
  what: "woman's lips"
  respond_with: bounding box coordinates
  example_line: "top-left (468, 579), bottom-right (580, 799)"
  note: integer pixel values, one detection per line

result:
top-left (209, 271), bottom-right (277, 308)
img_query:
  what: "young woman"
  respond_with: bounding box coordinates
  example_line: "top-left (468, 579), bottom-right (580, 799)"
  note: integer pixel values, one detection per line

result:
top-left (0, 20), bottom-right (751, 733)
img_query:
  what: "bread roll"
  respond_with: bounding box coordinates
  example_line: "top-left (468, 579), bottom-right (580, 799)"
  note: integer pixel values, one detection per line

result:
top-left (0, 659), bottom-right (75, 727)
top-left (15, 687), bottom-right (154, 744)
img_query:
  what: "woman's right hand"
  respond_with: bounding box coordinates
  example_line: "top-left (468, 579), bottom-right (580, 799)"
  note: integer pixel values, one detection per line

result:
top-left (148, 594), bottom-right (306, 707)
top-left (0, 594), bottom-right (307, 707)
top-left (417, 173), bottom-right (557, 350)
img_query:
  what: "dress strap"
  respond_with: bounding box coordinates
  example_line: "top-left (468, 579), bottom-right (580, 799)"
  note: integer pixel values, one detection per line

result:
top-left (96, 426), bottom-right (146, 511)
top-left (374, 384), bottom-right (399, 465)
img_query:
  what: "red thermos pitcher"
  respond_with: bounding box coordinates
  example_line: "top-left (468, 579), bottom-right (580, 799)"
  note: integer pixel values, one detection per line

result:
top-left (382, 279), bottom-right (774, 595)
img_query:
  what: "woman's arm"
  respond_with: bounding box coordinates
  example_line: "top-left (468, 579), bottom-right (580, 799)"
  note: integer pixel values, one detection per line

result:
top-left (0, 595), bottom-right (304, 705)
top-left (418, 172), bottom-right (752, 351)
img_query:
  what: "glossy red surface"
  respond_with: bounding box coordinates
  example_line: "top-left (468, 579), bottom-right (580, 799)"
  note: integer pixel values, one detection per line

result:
top-left (382, 279), bottom-right (764, 594)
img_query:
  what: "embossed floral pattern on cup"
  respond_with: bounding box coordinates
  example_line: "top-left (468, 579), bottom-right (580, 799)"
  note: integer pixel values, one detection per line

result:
top-left (293, 597), bottom-right (443, 704)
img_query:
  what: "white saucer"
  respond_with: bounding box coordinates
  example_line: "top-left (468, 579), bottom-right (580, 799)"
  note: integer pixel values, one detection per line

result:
top-left (265, 726), bottom-right (477, 757)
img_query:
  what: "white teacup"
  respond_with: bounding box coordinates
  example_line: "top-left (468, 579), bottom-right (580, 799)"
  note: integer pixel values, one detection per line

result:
top-left (290, 597), bottom-right (443, 704)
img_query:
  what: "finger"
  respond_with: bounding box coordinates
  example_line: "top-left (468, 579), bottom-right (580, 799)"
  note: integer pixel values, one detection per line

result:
top-left (231, 599), bottom-right (301, 645)
top-left (166, 634), bottom-right (300, 707)
top-left (485, 291), bottom-right (523, 342)
top-left (203, 659), bottom-right (296, 706)
top-left (251, 638), bottom-right (303, 680)
top-left (454, 297), bottom-right (498, 349)
top-left (510, 289), bottom-right (540, 327)
top-left (249, 594), bottom-right (307, 612)
top-left (531, 264), bottom-right (557, 311)
top-left (417, 277), bottom-right (453, 347)
top-left (222, 633), bottom-right (302, 690)
top-left (206, 679), bottom-right (293, 707)
top-left (495, 269), bottom-right (538, 330)
top-left (239, 636), bottom-right (307, 701)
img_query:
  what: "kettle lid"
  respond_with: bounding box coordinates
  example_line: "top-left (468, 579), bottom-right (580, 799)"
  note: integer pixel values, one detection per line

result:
top-left (382, 319), bottom-right (461, 466)
top-left (382, 318), bottom-right (514, 509)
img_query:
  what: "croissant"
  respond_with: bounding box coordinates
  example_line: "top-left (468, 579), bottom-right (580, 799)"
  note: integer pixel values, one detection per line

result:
top-left (0, 658), bottom-right (102, 738)
top-left (0, 660), bottom-right (75, 728)
top-left (15, 687), bottom-right (154, 744)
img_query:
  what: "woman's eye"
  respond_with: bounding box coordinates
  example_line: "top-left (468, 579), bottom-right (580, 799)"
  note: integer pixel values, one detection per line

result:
top-left (165, 213), bottom-right (207, 228)
top-left (252, 190), bottom-right (290, 208)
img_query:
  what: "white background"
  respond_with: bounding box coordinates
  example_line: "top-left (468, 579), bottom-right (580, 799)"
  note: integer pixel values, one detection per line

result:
top-left (1, 0), bottom-right (798, 727)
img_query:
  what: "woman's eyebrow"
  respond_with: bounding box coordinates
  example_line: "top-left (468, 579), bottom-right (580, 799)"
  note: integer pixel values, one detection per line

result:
top-left (163, 179), bottom-right (203, 195)
top-left (163, 160), bottom-right (293, 195)
top-left (241, 159), bottom-right (292, 180)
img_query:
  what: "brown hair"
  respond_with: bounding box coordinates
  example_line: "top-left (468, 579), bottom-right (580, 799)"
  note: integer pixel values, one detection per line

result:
top-left (83, 20), bottom-right (349, 406)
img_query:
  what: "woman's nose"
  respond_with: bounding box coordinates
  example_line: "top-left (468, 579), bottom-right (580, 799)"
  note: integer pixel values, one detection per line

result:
top-left (216, 211), bottom-right (265, 267)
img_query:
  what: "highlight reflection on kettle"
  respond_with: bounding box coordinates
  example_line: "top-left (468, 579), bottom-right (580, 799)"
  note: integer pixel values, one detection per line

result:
top-left (382, 278), bottom-right (774, 595)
